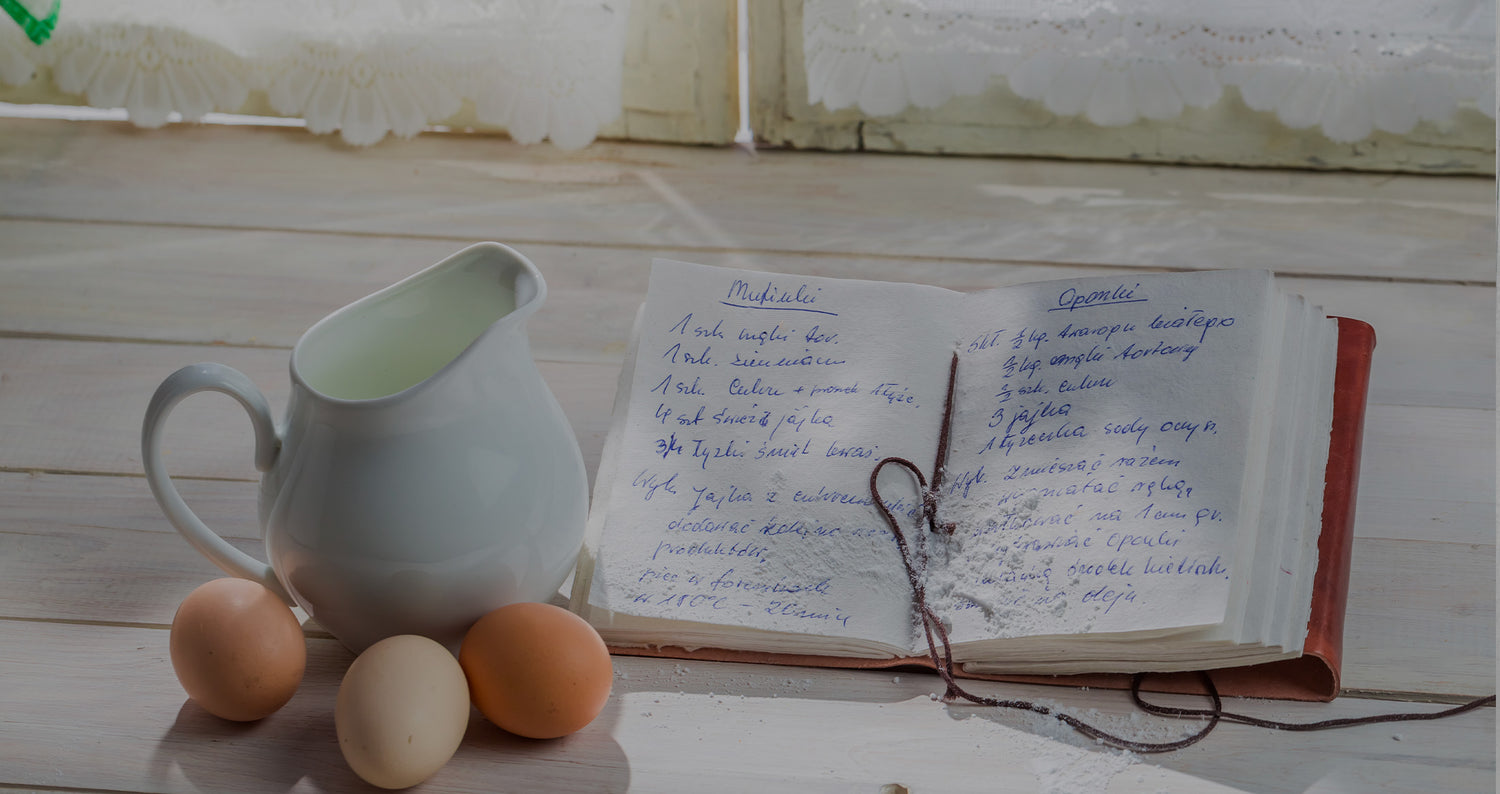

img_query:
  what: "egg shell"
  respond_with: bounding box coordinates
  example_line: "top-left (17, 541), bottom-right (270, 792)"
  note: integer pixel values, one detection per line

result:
top-left (169, 578), bottom-right (306, 722)
top-left (459, 602), bottom-right (613, 739)
top-left (336, 634), bottom-right (471, 790)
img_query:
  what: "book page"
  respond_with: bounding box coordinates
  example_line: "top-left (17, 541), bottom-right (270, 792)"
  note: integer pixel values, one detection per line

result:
top-left (586, 260), bottom-right (957, 649)
top-left (930, 270), bottom-right (1274, 641)
top-left (1278, 309), bottom-right (1339, 651)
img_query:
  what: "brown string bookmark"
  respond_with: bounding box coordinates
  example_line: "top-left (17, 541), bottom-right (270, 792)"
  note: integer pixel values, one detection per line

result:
top-left (868, 352), bottom-right (1494, 753)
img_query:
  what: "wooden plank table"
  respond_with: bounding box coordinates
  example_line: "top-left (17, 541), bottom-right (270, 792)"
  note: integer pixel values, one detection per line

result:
top-left (0, 117), bottom-right (1493, 792)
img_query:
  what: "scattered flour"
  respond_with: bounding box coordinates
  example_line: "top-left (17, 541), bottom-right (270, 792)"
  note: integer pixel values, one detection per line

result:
top-left (944, 694), bottom-right (1149, 794)
top-left (766, 467), bottom-right (789, 495)
top-left (920, 491), bottom-right (1066, 642)
top-left (1028, 745), bottom-right (1137, 794)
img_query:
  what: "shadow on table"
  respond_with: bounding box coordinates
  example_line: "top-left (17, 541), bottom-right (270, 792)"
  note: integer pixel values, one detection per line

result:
top-left (457, 701), bottom-right (631, 793)
top-left (148, 634), bottom-right (631, 792)
top-left (148, 698), bottom-right (355, 792)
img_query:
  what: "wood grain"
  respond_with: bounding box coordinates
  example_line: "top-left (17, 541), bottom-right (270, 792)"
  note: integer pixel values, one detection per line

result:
top-left (1353, 405), bottom-right (1496, 545)
top-left (1, 219), bottom-right (1493, 408)
top-left (0, 119), bottom-right (1492, 282)
top-left (1342, 538), bottom-right (1496, 696)
top-left (0, 339), bottom-right (617, 489)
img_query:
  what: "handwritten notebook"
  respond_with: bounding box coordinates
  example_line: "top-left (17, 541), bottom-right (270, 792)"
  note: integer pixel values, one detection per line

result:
top-left (571, 261), bottom-right (1373, 701)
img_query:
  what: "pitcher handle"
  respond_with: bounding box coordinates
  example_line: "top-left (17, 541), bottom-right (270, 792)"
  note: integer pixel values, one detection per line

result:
top-left (142, 363), bottom-right (291, 603)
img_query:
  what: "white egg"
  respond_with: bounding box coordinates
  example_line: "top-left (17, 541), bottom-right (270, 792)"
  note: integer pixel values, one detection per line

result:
top-left (335, 635), bottom-right (470, 789)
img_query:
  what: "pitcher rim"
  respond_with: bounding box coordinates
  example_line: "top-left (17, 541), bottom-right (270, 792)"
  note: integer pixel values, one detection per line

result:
top-left (288, 241), bottom-right (546, 408)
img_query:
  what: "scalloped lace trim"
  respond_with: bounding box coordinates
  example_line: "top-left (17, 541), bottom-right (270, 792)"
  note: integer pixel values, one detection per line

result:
top-left (0, 0), bottom-right (630, 149)
top-left (805, 0), bottom-right (1495, 142)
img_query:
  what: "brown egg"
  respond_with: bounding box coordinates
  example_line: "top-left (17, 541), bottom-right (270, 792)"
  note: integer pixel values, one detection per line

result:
top-left (169, 578), bottom-right (306, 721)
top-left (459, 602), bottom-right (612, 739)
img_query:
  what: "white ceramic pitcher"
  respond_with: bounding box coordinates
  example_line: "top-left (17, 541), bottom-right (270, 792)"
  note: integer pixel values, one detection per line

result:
top-left (142, 243), bottom-right (589, 653)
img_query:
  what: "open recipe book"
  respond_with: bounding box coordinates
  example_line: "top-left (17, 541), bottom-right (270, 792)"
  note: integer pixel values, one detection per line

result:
top-left (571, 261), bottom-right (1374, 701)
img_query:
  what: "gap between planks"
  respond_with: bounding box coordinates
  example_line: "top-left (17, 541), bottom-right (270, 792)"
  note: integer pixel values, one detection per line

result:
top-left (0, 466), bottom-right (251, 483)
top-left (0, 331), bottom-right (291, 351)
top-left (0, 784), bottom-right (155, 794)
top-left (0, 615), bottom-right (337, 641)
top-left (1, 215), bottom-right (1491, 289)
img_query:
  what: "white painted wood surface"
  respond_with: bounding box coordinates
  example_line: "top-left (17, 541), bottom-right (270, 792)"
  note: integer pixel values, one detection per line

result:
top-left (0, 118), bottom-right (1492, 792)
top-left (0, 121), bottom-right (1492, 283)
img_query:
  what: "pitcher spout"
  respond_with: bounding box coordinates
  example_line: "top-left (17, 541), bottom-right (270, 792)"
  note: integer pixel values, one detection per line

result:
top-left (508, 248), bottom-right (545, 321)
top-left (291, 243), bottom-right (546, 404)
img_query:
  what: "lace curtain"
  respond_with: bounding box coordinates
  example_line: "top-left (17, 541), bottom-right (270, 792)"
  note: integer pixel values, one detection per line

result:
top-left (0, 0), bottom-right (631, 149)
top-left (804, 0), bottom-right (1496, 143)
